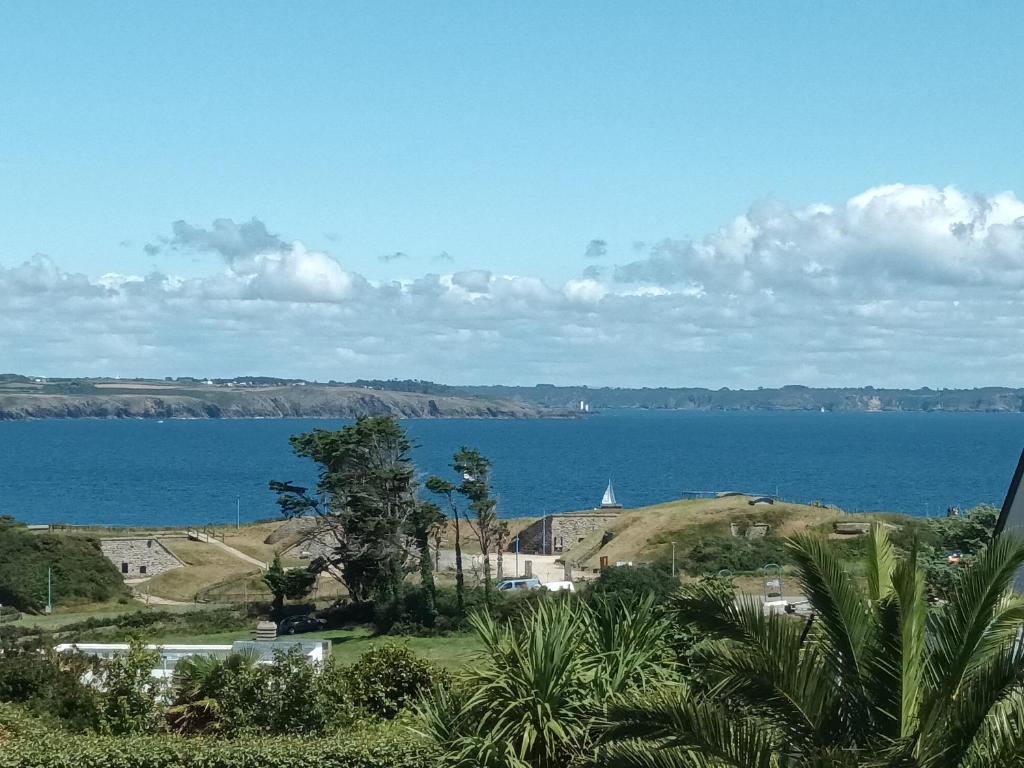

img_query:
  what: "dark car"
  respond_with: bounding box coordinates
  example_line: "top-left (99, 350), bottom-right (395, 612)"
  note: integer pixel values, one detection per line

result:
top-left (276, 614), bottom-right (327, 635)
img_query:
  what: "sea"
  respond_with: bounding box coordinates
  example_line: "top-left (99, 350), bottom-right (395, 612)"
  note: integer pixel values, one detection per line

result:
top-left (1, 410), bottom-right (1022, 527)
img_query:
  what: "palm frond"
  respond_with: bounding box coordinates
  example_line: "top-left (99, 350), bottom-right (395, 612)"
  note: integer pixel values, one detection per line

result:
top-left (924, 534), bottom-right (1024, 701)
top-left (785, 533), bottom-right (874, 733)
top-left (865, 523), bottom-right (897, 604)
top-left (863, 542), bottom-right (926, 741)
top-left (599, 692), bottom-right (779, 768)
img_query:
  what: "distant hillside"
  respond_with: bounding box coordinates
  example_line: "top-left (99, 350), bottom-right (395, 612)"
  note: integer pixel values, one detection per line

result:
top-left (6, 374), bottom-right (1024, 416)
top-left (0, 378), bottom-right (555, 420)
top-left (351, 380), bottom-right (1024, 412)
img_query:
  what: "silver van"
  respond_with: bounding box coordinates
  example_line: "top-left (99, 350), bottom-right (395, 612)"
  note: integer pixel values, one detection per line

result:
top-left (497, 577), bottom-right (542, 591)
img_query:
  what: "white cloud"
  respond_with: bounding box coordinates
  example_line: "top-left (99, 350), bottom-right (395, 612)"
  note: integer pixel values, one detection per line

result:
top-left (4, 185), bottom-right (1024, 387)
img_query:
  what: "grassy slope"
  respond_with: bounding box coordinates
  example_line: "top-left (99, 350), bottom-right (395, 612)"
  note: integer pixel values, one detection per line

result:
top-left (44, 496), bottom-right (911, 606)
top-left (144, 538), bottom-right (259, 602)
top-left (565, 495), bottom-right (882, 570)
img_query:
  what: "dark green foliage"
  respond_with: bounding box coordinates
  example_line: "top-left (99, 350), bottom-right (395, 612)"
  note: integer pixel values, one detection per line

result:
top-left (425, 476), bottom-right (465, 617)
top-left (407, 501), bottom-right (445, 628)
top-left (1, 607), bottom-right (252, 645)
top-left (344, 644), bottom-right (441, 719)
top-left (452, 448), bottom-right (499, 606)
top-left (271, 417), bottom-right (418, 605)
top-left (923, 503), bottom-right (998, 554)
top-left (586, 564), bottom-right (679, 605)
top-left (679, 534), bottom-right (790, 575)
top-left (924, 557), bottom-right (960, 601)
top-left (168, 649), bottom-right (353, 736)
top-left (0, 721), bottom-right (437, 768)
top-left (0, 523), bottom-right (126, 611)
top-left (0, 646), bottom-right (101, 731)
top-left (98, 642), bottom-right (164, 735)
top-left (263, 553), bottom-right (316, 619)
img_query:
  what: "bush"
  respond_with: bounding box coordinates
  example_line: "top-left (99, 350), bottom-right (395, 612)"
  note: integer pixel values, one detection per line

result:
top-left (0, 647), bottom-right (101, 731)
top-left (168, 649), bottom-right (355, 736)
top-left (2, 607), bottom-right (252, 645)
top-left (344, 644), bottom-right (441, 719)
top-left (679, 535), bottom-right (790, 575)
top-left (0, 521), bottom-right (127, 611)
top-left (586, 564), bottom-right (679, 605)
top-left (0, 720), bottom-right (437, 768)
top-left (98, 642), bottom-right (164, 735)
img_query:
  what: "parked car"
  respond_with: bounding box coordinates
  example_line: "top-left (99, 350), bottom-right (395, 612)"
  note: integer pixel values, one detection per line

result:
top-left (497, 577), bottom-right (542, 591)
top-left (542, 581), bottom-right (575, 592)
top-left (277, 614), bottom-right (327, 635)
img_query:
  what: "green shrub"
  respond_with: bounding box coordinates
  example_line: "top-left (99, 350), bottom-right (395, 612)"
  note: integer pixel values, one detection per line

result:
top-left (679, 534), bottom-right (790, 575)
top-left (168, 649), bottom-right (355, 736)
top-left (0, 521), bottom-right (127, 611)
top-left (344, 644), bottom-right (441, 719)
top-left (0, 645), bottom-right (101, 731)
top-left (0, 720), bottom-right (437, 768)
top-left (98, 642), bottom-right (164, 735)
top-left (3, 607), bottom-right (252, 645)
top-left (586, 564), bottom-right (679, 605)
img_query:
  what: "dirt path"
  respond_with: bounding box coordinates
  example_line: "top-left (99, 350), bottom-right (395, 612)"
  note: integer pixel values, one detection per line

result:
top-left (193, 532), bottom-right (268, 570)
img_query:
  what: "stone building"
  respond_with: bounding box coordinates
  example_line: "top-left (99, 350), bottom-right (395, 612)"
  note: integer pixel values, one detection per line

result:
top-left (517, 510), bottom-right (622, 556)
top-left (100, 538), bottom-right (184, 578)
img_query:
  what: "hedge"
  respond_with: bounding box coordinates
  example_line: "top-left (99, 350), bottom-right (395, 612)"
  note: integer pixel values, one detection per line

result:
top-left (0, 723), bottom-right (437, 768)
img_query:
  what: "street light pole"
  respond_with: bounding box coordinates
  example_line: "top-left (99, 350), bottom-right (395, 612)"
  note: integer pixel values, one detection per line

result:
top-left (515, 535), bottom-right (520, 577)
top-left (236, 495), bottom-right (240, 531)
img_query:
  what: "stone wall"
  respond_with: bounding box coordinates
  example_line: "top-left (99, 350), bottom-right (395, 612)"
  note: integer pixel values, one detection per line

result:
top-left (517, 512), bottom-right (621, 556)
top-left (100, 538), bottom-right (183, 579)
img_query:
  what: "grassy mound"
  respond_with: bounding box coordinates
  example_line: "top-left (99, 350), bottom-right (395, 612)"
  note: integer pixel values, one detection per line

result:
top-left (0, 518), bottom-right (127, 611)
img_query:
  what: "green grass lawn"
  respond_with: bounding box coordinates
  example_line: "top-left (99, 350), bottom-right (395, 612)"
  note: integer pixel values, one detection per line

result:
top-left (138, 625), bottom-right (482, 669)
top-left (9, 601), bottom-right (148, 629)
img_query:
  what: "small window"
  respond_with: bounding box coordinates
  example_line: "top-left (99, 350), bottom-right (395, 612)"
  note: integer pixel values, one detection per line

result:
top-left (139, 565), bottom-right (147, 575)
top-left (121, 562), bottom-right (129, 574)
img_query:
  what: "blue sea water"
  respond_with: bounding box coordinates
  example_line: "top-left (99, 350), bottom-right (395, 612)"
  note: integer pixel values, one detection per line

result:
top-left (0, 410), bottom-right (1022, 527)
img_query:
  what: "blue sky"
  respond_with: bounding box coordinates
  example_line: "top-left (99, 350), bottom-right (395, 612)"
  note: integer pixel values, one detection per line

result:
top-left (2, 3), bottom-right (1024, 386)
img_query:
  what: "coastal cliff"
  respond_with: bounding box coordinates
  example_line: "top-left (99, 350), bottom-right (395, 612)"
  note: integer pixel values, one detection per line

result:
top-left (0, 385), bottom-right (548, 420)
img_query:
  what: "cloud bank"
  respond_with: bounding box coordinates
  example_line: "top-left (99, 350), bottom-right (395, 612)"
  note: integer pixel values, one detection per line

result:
top-left (4, 184), bottom-right (1024, 387)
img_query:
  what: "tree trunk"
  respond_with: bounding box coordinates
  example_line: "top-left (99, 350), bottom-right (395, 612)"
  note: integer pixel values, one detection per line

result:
top-left (482, 545), bottom-right (492, 609)
top-left (453, 516), bottom-right (465, 617)
top-left (418, 531), bottom-right (437, 627)
top-left (496, 548), bottom-right (504, 582)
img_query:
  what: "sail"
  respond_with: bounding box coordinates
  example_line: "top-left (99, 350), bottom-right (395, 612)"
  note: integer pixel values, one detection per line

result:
top-left (601, 480), bottom-right (618, 508)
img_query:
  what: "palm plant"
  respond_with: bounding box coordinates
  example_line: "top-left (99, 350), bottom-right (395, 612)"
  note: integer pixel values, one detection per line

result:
top-left (417, 595), bottom-right (672, 768)
top-left (166, 649), bottom-right (260, 734)
top-left (598, 525), bottom-right (1024, 767)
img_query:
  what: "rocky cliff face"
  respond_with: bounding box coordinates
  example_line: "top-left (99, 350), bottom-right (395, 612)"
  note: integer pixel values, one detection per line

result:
top-left (0, 386), bottom-right (549, 420)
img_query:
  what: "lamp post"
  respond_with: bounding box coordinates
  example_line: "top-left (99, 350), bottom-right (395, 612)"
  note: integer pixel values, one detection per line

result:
top-left (515, 534), bottom-right (520, 577)
top-left (236, 495), bottom-right (240, 530)
top-left (45, 564), bottom-right (52, 614)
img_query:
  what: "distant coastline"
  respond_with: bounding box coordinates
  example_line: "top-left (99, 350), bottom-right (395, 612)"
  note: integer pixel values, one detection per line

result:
top-left (0, 378), bottom-right (556, 421)
top-left (3, 374), bottom-right (1024, 419)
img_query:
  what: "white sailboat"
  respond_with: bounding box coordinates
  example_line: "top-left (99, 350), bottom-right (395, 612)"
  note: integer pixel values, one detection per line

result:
top-left (599, 479), bottom-right (623, 509)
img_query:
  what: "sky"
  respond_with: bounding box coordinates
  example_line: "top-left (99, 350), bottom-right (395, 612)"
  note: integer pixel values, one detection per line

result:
top-left (2, 2), bottom-right (1024, 387)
